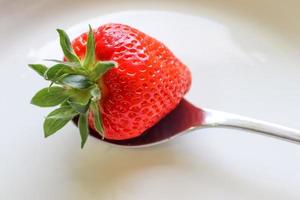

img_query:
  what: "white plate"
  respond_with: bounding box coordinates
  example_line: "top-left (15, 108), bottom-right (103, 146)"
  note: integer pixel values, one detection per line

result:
top-left (1, 0), bottom-right (300, 199)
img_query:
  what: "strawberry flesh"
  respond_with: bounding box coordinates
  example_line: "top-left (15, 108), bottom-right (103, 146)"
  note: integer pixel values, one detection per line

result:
top-left (71, 23), bottom-right (191, 140)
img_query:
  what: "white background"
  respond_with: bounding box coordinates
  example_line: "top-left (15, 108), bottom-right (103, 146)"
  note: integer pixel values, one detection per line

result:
top-left (1, 0), bottom-right (300, 199)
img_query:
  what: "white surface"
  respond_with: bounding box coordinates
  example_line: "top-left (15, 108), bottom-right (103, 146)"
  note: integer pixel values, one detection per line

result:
top-left (1, 0), bottom-right (300, 199)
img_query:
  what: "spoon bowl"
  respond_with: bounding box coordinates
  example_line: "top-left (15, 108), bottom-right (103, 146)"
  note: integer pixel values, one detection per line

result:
top-left (74, 98), bottom-right (300, 147)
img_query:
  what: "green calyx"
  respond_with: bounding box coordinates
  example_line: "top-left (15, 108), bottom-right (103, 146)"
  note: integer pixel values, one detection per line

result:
top-left (29, 25), bottom-right (116, 148)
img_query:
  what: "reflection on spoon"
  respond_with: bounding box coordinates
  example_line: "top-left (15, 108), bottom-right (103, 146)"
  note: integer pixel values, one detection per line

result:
top-left (74, 98), bottom-right (300, 148)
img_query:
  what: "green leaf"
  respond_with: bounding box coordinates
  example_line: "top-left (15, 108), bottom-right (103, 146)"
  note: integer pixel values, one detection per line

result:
top-left (45, 59), bottom-right (89, 76)
top-left (31, 87), bottom-right (68, 107)
top-left (48, 73), bottom-right (69, 88)
top-left (92, 61), bottom-right (116, 80)
top-left (66, 88), bottom-right (92, 113)
top-left (57, 29), bottom-right (80, 63)
top-left (60, 100), bottom-right (70, 107)
top-left (83, 25), bottom-right (95, 69)
top-left (90, 101), bottom-right (104, 137)
top-left (44, 106), bottom-right (78, 137)
top-left (68, 98), bottom-right (91, 113)
top-left (67, 88), bottom-right (91, 102)
top-left (61, 74), bottom-right (93, 89)
top-left (44, 64), bottom-right (74, 80)
top-left (78, 113), bottom-right (89, 148)
top-left (44, 59), bottom-right (81, 68)
top-left (28, 64), bottom-right (48, 77)
top-left (90, 86), bottom-right (101, 101)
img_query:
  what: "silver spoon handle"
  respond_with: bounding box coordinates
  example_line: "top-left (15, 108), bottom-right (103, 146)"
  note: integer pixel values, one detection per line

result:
top-left (202, 108), bottom-right (300, 144)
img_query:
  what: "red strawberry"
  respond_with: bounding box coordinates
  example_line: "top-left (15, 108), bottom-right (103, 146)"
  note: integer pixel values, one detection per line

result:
top-left (29, 23), bottom-right (191, 147)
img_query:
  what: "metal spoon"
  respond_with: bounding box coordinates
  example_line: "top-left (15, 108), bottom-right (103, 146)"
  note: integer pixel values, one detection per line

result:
top-left (75, 99), bottom-right (300, 147)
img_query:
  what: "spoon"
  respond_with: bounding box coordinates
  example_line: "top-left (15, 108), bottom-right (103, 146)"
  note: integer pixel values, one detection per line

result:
top-left (74, 99), bottom-right (300, 147)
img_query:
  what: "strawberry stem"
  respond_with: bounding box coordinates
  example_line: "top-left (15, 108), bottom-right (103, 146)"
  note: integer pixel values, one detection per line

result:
top-left (29, 25), bottom-right (117, 148)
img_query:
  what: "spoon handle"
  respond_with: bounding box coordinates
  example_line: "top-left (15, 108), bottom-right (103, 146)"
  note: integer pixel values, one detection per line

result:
top-left (202, 108), bottom-right (300, 144)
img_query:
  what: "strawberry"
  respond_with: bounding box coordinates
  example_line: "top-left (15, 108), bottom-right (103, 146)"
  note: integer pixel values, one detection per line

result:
top-left (29, 23), bottom-right (191, 148)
